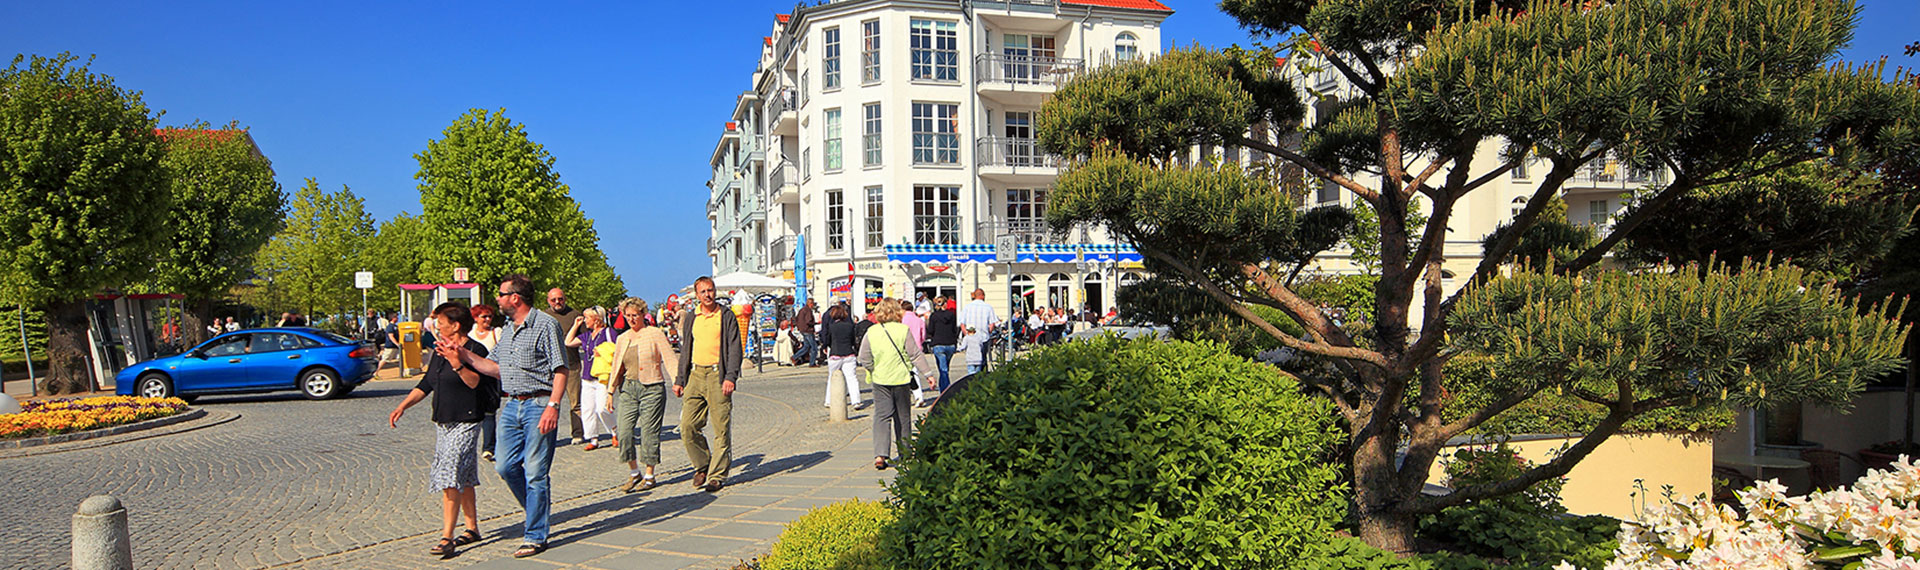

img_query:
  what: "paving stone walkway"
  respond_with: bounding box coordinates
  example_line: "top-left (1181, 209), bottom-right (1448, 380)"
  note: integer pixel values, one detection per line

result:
top-left (289, 402), bottom-right (901, 570)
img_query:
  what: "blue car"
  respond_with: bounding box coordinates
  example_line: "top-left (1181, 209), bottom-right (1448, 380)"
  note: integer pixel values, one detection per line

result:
top-left (115, 328), bottom-right (378, 401)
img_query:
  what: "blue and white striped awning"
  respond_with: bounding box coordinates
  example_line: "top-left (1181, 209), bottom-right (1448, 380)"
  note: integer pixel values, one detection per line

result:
top-left (883, 243), bottom-right (1143, 265)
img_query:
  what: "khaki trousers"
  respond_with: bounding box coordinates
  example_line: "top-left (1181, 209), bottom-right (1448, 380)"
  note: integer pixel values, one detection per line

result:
top-left (680, 365), bottom-right (733, 483)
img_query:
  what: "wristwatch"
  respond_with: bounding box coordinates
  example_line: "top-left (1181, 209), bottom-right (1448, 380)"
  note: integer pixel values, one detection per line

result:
top-left (546, 401), bottom-right (558, 408)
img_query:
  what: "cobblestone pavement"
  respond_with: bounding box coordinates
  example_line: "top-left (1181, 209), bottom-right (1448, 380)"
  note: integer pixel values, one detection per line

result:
top-left (0, 361), bottom-right (898, 569)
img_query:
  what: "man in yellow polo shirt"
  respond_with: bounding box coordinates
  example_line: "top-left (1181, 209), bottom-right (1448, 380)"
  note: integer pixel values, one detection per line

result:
top-left (675, 276), bottom-right (743, 492)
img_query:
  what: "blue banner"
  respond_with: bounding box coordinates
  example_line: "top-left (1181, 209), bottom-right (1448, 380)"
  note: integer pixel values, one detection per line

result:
top-left (794, 234), bottom-right (808, 306)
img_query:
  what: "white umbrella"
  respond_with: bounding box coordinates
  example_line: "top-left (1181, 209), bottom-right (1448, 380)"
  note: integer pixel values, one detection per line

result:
top-left (710, 271), bottom-right (795, 292)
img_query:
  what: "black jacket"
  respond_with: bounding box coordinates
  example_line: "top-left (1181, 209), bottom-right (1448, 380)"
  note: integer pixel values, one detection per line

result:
top-left (928, 309), bottom-right (959, 346)
top-left (822, 318), bottom-right (858, 357)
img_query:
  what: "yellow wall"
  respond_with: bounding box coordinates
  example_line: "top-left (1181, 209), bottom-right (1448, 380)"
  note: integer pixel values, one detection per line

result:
top-left (1428, 433), bottom-right (1712, 520)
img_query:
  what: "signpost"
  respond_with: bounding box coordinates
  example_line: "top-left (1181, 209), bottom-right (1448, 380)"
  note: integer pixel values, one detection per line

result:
top-left (354, 271), bottom-right (374, 337)
top-left (452, 267), bottom-right (469, 282)
top-left (995, 236), bottom-right (1017, 366)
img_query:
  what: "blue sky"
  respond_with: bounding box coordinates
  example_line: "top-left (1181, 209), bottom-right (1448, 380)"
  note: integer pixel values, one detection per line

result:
top-left (3, 1), bottom-right (1914, 302)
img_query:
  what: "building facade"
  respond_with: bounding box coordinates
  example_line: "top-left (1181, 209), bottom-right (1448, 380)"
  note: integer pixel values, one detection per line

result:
top-left (707, 0), bottom-right (1173, 318)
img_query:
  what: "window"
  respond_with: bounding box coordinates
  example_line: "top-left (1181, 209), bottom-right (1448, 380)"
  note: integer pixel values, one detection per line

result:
top-left (800, 71), bottom-right (809, 108)
top-left (1589, 200), bottom-right (1610, 225)
top-left (865, 186), bottom-right (885, 249)
top-left (204, 335), bottom-right (249, 357)
top-left (862, 103), bottom-right (882, 166)
top-left (1003, 111), bottom-right (1036, 166)
top-left (1512, 158), bottom-right (1529, 180)
top-left (913, 185), bottom-right (960, 244)
top-left (910, 19), bottom-right (959, 81)
top-left (1002, 34), bottom-right (1057, 83)
top-left (1317, 180), bottom-right (1339, 205)
top-left (823, 27), bottom-right (842, 90)
top-left (1006, 188), bottom-right (1046, 222)
top-left (861, 20), bottom-right (881, 83)
top-left (911, 102), bottom-right (960, 164)
top-left (1511, 197), bottom-right (1527, 218)
top-left (824, 108), bottom-right (843, 171)
top-left (803, 148), bottom-right (811, 181)
top-left (1115, 32), bottom-right (1139, 62)
top-left (826, 189), bottom-right (846, 251)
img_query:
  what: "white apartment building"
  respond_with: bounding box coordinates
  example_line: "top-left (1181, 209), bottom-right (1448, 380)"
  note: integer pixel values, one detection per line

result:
top-left (707, 0), bottom-right (1173, 318)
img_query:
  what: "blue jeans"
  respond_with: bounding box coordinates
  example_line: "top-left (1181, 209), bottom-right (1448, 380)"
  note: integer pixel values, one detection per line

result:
top-left (929, 345), bottom-right (957, 390)
top-left (967, 363), bottom-right (982, 375)
top-left (495, 396), bottom-right (557, 544)
top-left (800, 332), bottom-right (821, 365)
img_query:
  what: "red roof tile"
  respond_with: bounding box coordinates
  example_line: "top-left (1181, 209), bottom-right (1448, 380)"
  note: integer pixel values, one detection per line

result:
top-left (1061, 0), bottom-right (1171, 11)
top-left (776, 13), bottom-right (791, 23)
top-left (763, 36), bottom-right (772, 46)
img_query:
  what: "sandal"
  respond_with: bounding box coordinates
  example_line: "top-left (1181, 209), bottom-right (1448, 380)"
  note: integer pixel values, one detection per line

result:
top-left (582, 442), bottom-right (599, 451)
top-left (429, 537), bottom-right (456, 556)
top-left (512, 543), bottom-right (547, 558)
top-left (452, 529), bottom-right (481, 546)
top-left (875, 457), bottom-right (889, 470)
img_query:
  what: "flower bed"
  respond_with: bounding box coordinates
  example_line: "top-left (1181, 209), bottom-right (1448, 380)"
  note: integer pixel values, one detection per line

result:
top-left (1, 396), bottom-right (190, 439)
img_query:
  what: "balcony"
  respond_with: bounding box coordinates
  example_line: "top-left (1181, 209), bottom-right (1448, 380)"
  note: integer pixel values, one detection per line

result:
top-left (769, 90), bottom-right (798, 136)
top-left (974, 53), bottom-right (1083, 106)
top-left (976, 136), bottom-right (1061, 183)
top-left (769, 235), bottom-right (793, 269)
top-left (976, 218), bottom-right (1066, 245)
top-left (770, 161), bottom-right (799, 204)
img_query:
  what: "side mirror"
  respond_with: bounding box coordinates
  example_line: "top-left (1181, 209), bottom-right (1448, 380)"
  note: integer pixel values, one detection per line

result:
top-left (187, 350), bottom-right (206, 359)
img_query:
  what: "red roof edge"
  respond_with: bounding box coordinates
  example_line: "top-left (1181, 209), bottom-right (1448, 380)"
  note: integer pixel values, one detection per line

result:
top-left (776, 13), bottom-right (791, 23)
top-left (726, 121), bottom-right (738, 131)
top-left (1060, 0), bottom-right (1172, 11)
top-left (763, 36), bottom-right (772, 46)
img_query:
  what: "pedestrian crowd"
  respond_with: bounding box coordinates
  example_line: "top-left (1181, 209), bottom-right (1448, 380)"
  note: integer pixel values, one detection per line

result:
top-left (384, 274), bottom-right (744, 560)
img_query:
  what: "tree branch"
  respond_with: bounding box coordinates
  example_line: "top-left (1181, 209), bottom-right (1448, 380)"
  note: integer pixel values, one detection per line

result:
top-left (1561, 153), bottom-right (1818, 273)
top-left (1141, 247), bottom-right (1392, 370)
top-left (1231, 134), bottom-right (1381, 205)
top-left (1404, 405), bottom-right (1636, 514)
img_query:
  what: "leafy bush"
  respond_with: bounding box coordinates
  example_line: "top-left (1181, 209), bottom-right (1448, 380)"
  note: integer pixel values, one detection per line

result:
top-left (1417, 444), bottom-right (1618, 569)
top-left (762, 500), bottom-right (892, 570)
top-left (887, 338), bottom-right (1345, 569)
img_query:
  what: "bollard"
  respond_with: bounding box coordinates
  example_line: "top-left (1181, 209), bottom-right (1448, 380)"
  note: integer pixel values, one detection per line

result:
top-left (829, 373), bottom-right (849, 422)
top-left (73, 495), bottom-right (132, 570)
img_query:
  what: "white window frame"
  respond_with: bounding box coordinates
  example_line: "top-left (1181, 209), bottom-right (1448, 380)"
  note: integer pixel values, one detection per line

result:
top-left (913, 184), bottom-right (960, 245)
top-left (823, 27), bottom-right (842, 90)
top-left (865, 186), bottom-right (885, 250)
top-left (862, 103), bottom-right (882, 167)
top-left (910, 19), bottom-right (959, 82)
top-left (911, 102), bottom-right (960, 165)
top-left (826, 189), bottom-right (846, 252)
top-left (861, 19), bottom-right (881, 84)
top-left (1115, 32), bottom-right (1139, 62)
top-left (824, 108), bottom-right (843, 172)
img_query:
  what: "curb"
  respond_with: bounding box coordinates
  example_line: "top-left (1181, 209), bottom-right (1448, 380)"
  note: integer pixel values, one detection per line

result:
top-left (0, 409), bottom-right (239, 459)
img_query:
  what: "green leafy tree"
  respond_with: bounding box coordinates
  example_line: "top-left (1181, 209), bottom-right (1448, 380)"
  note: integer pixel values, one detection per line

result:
top-left (0, 54), bottom-right (170, 394)
top-left (361, 211), bottom-right (427, 314)
top-left (252, 180), bottom-right (375, 319)
top-left (1041, 0), bottom-right (1920, 550)
top-left (139, 123), bottom-right (285, 346)
top-left (414, 108), bottom-right (626, 300)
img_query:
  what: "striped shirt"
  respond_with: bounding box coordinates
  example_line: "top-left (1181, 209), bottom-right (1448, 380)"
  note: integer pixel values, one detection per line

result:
top-left (490, 308), bottom-right (568, 395)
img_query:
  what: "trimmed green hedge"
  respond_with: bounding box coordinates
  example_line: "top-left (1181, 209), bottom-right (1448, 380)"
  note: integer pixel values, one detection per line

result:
top-left (762, 500), bottom-right (892, 570)
top-left (886, 338), bottom-right (1346, 569)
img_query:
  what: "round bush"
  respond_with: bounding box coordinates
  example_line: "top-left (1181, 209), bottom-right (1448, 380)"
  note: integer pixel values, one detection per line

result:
top-left (763, 499), bottom-right (893, 570)
top-left (886, 338), bottom-right (1345, 569)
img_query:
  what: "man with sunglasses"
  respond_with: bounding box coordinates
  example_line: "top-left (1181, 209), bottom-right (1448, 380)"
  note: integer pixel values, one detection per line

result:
top-left (441, 275), bottom-right (569, 559)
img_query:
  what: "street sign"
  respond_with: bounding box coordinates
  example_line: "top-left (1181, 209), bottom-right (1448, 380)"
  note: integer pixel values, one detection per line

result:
top-left (354, 271), bottom-right (374, 289)
top-left (995, 235), bottom-right (1017, 262)
top-left (453, 267), bottom-right (469, 282)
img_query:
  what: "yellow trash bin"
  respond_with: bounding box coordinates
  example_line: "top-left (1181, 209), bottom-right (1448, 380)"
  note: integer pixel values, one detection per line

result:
top-left (397, 321), bottom-right (423, 374)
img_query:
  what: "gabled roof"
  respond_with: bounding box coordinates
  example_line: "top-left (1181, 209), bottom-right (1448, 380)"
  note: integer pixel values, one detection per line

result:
top-left (1061, 0), bottom-right (1172, 11)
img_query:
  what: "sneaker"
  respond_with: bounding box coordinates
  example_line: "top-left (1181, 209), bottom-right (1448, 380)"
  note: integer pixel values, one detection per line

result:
top-left (620, 474), bottom-right (645, 493)
top-left (702, 479), bottom-right (725, 493)
top-left (481, 450), bottom-right (494, 462)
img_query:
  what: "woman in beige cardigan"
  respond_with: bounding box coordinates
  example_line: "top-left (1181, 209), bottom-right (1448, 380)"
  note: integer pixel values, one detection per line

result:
top-left (606, 297), bottom-right (677, 493)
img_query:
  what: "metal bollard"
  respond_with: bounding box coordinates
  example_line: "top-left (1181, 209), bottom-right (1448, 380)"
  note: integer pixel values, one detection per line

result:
top-left (72, 495), bottom-right (132, 570)
top-left (829, 372), bottom-right (849, 422)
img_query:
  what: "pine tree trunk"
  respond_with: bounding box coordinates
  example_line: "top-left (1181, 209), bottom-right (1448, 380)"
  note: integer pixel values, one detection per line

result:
top-left (1352, 426), bottom-right (1420, 553)
top-left (41, 300), bottom-right (94, 394)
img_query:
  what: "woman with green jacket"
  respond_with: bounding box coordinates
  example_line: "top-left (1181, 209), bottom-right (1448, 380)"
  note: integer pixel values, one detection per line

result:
top-left (858, 298), bottom-right (935, 470)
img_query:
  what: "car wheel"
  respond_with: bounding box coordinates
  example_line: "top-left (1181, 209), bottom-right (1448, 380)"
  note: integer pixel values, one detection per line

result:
top-left (136, 373), bottom-right (175, 399)
top-left (300, 368), bottom-right (342, 400)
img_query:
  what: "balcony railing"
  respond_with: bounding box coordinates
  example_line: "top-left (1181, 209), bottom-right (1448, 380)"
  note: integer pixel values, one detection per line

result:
top-left (973, 53), bottom-right (1084, 87)
top-left (976, 137), bottom-right (1060, 168)
top-left (770, 161), bottom-right (796, 192)
top-left (975, 218), bottom-right (1066, 245)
